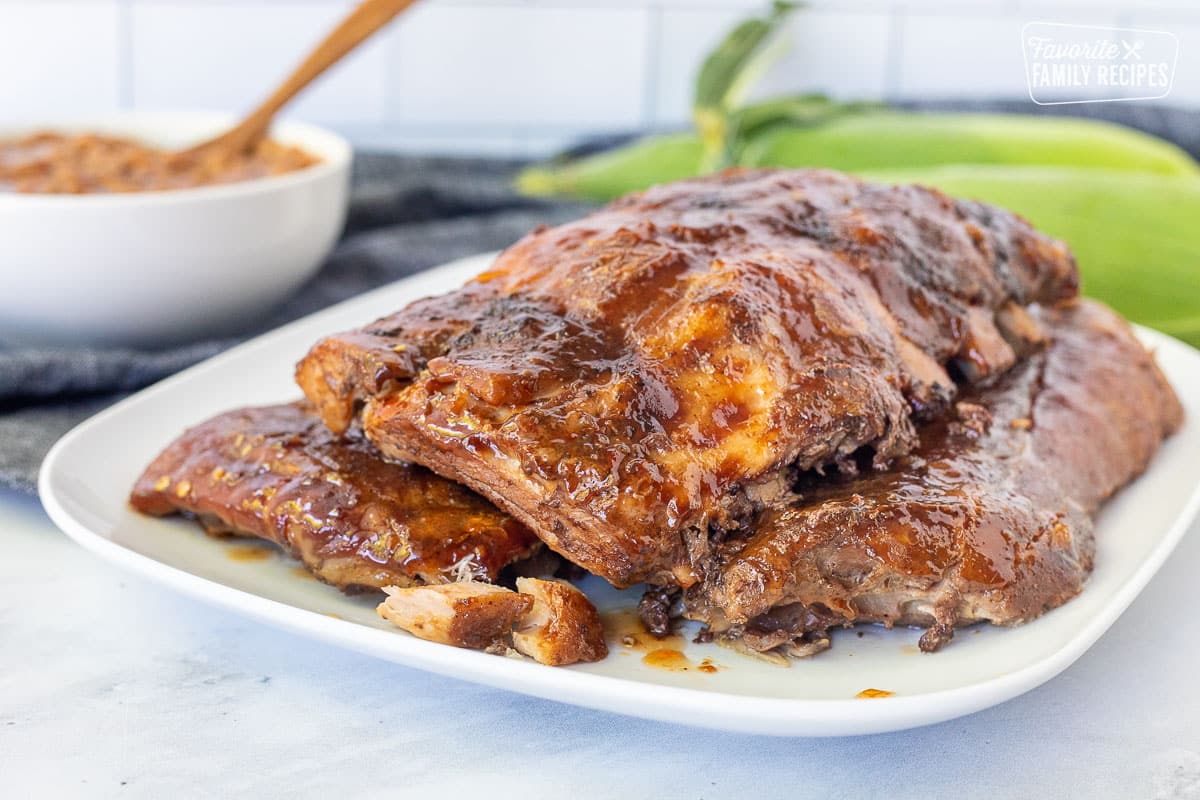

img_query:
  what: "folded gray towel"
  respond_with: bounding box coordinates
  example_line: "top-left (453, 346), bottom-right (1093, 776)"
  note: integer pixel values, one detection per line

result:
top-left (4, 104), bottom-right (1196, 494)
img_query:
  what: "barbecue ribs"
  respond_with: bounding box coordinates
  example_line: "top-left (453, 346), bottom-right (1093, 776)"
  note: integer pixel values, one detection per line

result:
top-left (130, 403), bottom-right (540, 591)
top-left (678, 300), bottom-right (1182, 655)
top-left (297, 169), bottom-right (1079, 588)
top-left (376, 577), bottom-right (608, 665)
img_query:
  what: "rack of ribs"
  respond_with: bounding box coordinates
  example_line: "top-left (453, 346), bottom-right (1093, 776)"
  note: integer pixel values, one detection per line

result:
top-left (675, 300), bottom-right (1182, 656)
top-left (296, 168), bottom-right (1079, 589)
top-left (130, 403), bottom-right (540, 592)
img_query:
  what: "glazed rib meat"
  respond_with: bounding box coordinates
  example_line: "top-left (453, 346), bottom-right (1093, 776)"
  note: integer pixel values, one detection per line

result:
top-left (377, 582), bottom-right (533, 649)
top-left (682, 300), bottom-right (1182, 655)
top-left (376, 577), bottom-right (608, 665)
top-left (130, 403), bottom-right (540, 591)
top-left (297, 169), bottom-right (1079, 588)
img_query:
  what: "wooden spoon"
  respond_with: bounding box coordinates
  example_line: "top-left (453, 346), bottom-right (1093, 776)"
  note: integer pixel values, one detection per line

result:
top-left (179, 0), bottom-right (419, 159)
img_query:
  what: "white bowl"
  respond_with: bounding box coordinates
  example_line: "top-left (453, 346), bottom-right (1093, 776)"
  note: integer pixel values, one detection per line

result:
top-left (0, 111), bottom-right (351, 347)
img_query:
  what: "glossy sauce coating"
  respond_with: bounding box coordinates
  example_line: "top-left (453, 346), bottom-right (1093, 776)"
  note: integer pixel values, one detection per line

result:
top-left (130, 403), bottom-right (539, 591)
top-left (297, 169), bottom-right (1079, 588)
top-left (0, 132), bottom-right (318, 194)
top-left (697, 300), bottom-right (1182, 652)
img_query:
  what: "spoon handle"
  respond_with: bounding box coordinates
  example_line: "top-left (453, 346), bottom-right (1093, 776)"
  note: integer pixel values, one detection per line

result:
top-left (196, 0), bottom-right (419, 155)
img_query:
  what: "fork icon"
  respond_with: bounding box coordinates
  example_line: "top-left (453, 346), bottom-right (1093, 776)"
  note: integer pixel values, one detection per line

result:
top-left (1122, 39), bottom-right (1144, 60)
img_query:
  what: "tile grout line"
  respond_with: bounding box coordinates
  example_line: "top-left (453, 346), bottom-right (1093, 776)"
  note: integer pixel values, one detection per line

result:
top-left (883, 5), bottom-right (905, 102)
top-left (118, 0), bottom-right (135, 110)
top-left (380, 6), bottom-right (399, 132)
top-left (641, 5), bottom-right (663, 130)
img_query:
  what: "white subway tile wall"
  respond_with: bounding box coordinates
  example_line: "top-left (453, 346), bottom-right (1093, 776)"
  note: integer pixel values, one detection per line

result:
top-left (389, 4), bottom-right (650, 128)
top-left (130, 2), bottom-right (391, 126)
top-left (0, 0), bottom-right (1197, 154)
top-left (652, 6), bottom-right (748, 125)
top-left (750, 10), bottom-right (893, 103)
top-left (1127, 8), bottom-right (1200, 106)
top-left (896, 8), bottom-right (1123, 100)
top-left (0, 2), bottom-right (122, 121)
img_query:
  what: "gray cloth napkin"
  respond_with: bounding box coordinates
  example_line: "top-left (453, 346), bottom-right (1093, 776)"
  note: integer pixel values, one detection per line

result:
top-left (3, 103), bottom-right (1196, 494)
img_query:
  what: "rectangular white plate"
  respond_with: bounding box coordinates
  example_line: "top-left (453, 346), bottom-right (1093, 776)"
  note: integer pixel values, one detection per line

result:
top-left (40, 253), bottom-right (1200, 737)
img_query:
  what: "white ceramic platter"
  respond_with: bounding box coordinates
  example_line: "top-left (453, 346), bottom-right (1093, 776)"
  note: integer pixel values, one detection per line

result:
top-left (39, 253), bottom-right (1200, 737)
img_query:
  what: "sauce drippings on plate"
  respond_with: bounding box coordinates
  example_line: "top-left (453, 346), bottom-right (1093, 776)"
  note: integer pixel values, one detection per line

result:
top-left (642, 648), bottom-right (692, 671)
top-left (600, 609), bottom-right (723, 672)
top-left (601, 608), bottom-right (686, 653)
top-left (226, 545), bottom-right (274, 563)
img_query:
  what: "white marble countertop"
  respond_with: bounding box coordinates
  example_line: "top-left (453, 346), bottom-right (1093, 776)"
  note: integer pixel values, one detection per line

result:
top-left (2, 485), bottom-right (1199, 799)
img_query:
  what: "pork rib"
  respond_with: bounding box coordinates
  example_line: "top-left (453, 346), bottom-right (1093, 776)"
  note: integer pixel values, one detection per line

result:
top-left (297, 169), bottom-right (1079, 587)
top-left (683, 300), bottom-right (1182, 654)
top-left (130, 403), bottom-right (540, 591)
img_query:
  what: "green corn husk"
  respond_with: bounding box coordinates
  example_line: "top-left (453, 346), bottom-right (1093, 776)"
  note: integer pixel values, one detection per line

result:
top-left (743, 112), bottom-right (1200, 176)
top-left (515, 111), bottom-right (1198, 203)
top-left (726, 94), bottom-right (882, 141)
top-left (515, 133), bottom-right (704, 202)
top-left (863, 165), bottom-right (1200, 347)
top-left (693, 1), bottom-right (797, 172)
top-left (514, 94), bottom-right (876, 202)
top-left (694, 2), bottom-right (796, 114)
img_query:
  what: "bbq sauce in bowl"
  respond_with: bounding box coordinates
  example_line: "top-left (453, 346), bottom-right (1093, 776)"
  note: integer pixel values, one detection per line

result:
top-left (0, 131), bottom-right (319, 194)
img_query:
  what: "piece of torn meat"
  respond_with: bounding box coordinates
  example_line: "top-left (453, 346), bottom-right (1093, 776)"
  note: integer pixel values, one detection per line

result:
top-left (377, 582), bottom-right (532, 649)
top-left (377, 578), bottom-right (607, 665)
top-left (130, 402), bottom-right (540, 591)
top-left (512, 578), bottom-right (608, 665)
top-left (681, 299), bottom-right (1183, 656)
top-left (296, 168), bottom-right (1078, 589)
